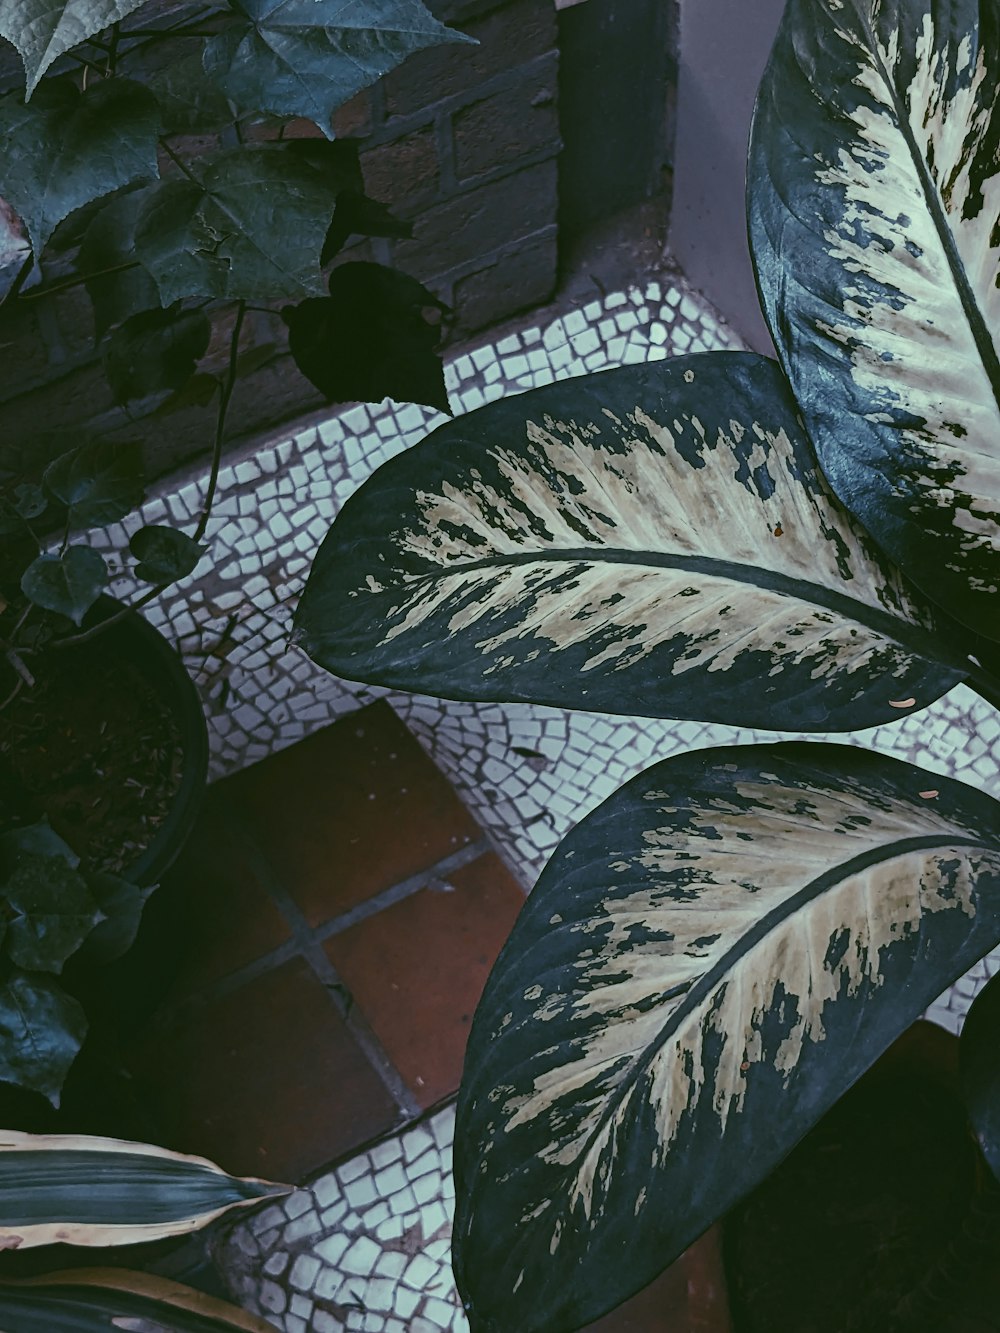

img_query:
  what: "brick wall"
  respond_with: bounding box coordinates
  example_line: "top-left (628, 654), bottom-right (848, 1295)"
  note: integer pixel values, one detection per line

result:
top-left (0, 0), bottom-right (561, 485)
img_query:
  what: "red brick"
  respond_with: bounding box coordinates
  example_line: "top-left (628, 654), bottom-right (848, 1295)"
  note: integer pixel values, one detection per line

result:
top-left (324, 851), bottom-right (526, 1107)
top-left (392, 158), bottom-right (557, 278)
top-left (127, 958), bottom-right (400, 1180)
top-left (453, 227), bottom-right (556, 332)
top-left (143, 786), bottom-right (292, 995)
top-left (281, 117), bottom-right (326, 139)
top-left (384, 0), bottom-right (557, 119)
top-left (332, 89), bottom-right (375, 139)
top-left (225, 700), bottom-right (482, 926)
top-left (361, 129), bottom-right (440, 215)
top-left (453, 58), bottom-right (559, 180)
top-left (0, 362), bottom-right (116, 475)
top-left (582, 1229), bottom-right (732, 1331)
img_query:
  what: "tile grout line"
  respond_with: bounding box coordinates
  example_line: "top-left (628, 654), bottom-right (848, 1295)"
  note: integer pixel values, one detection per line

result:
top-left (311, 838), bottom-right (493, 942)
top-left (217, 794), bottom-right (424, 1122)
top-left (154, 835), bottom-right (497, 1028)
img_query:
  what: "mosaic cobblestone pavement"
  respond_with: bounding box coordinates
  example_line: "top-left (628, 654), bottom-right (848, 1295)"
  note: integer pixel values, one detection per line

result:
top-left (91, 272), bottom-right (1000, 1329)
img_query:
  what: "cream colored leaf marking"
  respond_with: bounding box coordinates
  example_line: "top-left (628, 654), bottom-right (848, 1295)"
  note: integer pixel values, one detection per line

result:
top-left (3, 1268), bottom-right (282, 1333)
top-left (0, 1133), bottom-right (287, 1250)
top-left (814, 7), bottom-right (1000, 569)
top-left (368, 402), bottom-right (937, 670)
top-left (495, 776), bottom-right (995, 1241)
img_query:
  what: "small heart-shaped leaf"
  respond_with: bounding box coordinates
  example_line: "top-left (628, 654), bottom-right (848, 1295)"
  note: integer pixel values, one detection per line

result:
top-left (0, 971), bottom-right (86, 1106)
top-left (129, 525), bottom-right (205, 584)
top-left (4, 852), bottom-right (103, 974)
top-left (21, 547), bottom-right (108, 625)
top-left (283, 261), bottom-right (451, 413)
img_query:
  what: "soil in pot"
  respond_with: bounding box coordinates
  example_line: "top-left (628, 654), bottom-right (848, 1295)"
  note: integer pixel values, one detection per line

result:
top-left (723, 1023), bottom-right (1000, 1333)
top-left (0, 626), bottom-right (185, 875)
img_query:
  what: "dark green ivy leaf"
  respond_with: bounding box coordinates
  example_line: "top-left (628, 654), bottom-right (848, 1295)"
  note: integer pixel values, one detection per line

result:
top-left (147, 45), bottom-right (236, 135)
top-left (0, 0), bottom-right (149, 95)
top-left (103, 306), bottom-right (211, 404)
top-left (129, 524), bottom-right (205, 584)
top-left (204, 0), bottom-right (473, 133)
top-left (20, 547), bottom-right (108, 625)
top-left (0, 820), bottom-right (79, 870)
top-left (134, 143), bottom-right (358, 303)
top-left (13, 483), bottom-right (46, 520)
top-left (0, 79), bottom-right (160, 257)
top-left (283, 261), bottom-right (451, 413)
top-left (72, 872), bottom-right (153, 965)
top-left (3, 852), bottom-right (103, 974)
top-left (322, 188), bottom-right (413, 264)
top-left (0, 970), bottom-right (87, 1105)
top-left (79, 188), bottom-right (162, 340)
top-left (43, 438), bottom-right (144, 527)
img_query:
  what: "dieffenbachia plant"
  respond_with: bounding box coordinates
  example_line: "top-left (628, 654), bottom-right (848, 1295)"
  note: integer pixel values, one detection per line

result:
top-left (0, 1129), bottom-right (289, 1330)
top-left (291, 0), bottom-right (1000, 1328)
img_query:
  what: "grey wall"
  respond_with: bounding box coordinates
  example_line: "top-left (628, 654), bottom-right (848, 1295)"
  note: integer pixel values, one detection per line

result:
top-left (669, 0), bottom-right (785, 351)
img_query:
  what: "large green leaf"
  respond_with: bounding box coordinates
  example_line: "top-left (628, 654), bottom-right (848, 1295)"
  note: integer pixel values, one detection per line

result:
top-left (103, 306), bottom-right (211, 404)
top-left (78, 189), bottom-right (161, 339)
top-left (0, 971), bottom-right (86, 1106)
top-left (147, 44), bottom-right (237, 135)
top-left (294, 353), bottom-right (968, 731)
top-left (0, 79), bottom-right (159, 257)
top-left (748, 0), bottom-right (1000, 642)
top-left (454, 742), bottom-right (1000, 1332)
top-left (204, 0), bottom-right (472, 132)
top-left (134, 142), bottom-right (357, 303)
top-left (0, 1270), bottom-right (282, 1330)
top-left (43, 437), bottom-right (144, 527)
top-left (0, 1131), bottom-right (288, 1248)
top-left (3, 852), bottom-right (103, 974)
top-left (0, 0), bottom-right (148, 95)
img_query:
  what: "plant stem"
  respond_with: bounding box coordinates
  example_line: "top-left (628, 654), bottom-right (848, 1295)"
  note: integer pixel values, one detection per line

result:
top-left (195, 299), bottom-right (246, 542)
top-left (66, 50), bottom-right (109, 76)
top-left (20, 260), bottom-right (139, 302)
top-left (52, 584), bottom-right (165, 650)
top-left (106, 21), bottom-right (121, 76)
top-left (159, 139), bottom-right (199, 182)
top-left (124, 26), bottom-right (221, 37)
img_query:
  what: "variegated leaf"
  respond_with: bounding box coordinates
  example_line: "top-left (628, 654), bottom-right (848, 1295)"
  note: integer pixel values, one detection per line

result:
top-left (0, 1131), bottom-right (289, 1248)
top-left (0, 1269), bottom-right (281, 1331)
top-left (453, 743), bottom-right (1000, 1332)
top-left (748, 0), bottom-right (1000, 640)
top-left (295, 353), bottom-right (967, 731)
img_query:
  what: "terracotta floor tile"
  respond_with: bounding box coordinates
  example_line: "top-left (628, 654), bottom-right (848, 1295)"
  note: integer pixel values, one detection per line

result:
top-left (324, 851), bottom-right (526, 1107)
top-left (225, 700), bottom-right (482, 925)
top-left (126, 958), bottom-right (401, 1182)
top-left (134, 787), bottom-right (292, 997)
top-left (583, 1230), bottom-right (732, 1332)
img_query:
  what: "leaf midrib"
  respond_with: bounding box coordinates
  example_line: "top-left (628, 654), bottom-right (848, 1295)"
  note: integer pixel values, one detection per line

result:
top-left (385, 544), bottom-right (965, 668)
top-left (492, 830), bottom-right (991, 1250)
